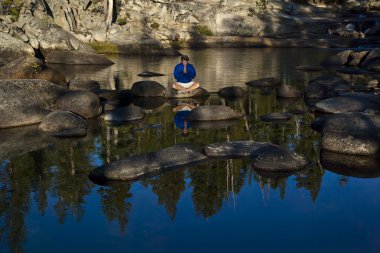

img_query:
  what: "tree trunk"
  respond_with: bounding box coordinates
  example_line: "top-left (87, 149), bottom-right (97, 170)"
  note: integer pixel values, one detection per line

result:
top-left (104, 0), bottom-right (113, 30)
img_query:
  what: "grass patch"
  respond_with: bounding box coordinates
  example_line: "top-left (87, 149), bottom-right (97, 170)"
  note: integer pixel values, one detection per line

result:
top-left (195, 25), bottom-right (213, 36)
top-left (2, 0), bottom-right (23, 21)
top-left (150, 22), bottom-right (160, 29)
top-left (88, 41), bottom-right (119, 54)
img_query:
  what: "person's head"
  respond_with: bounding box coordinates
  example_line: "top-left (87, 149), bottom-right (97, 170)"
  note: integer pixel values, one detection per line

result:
top-left (181, 55), bottom-right (190, 64)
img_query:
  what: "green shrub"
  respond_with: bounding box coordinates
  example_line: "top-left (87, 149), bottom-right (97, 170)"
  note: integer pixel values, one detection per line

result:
top-left (195, 25), bottom-right (213, 36)
top-left (88, 41), bottom-right (119, 54)
top-left (150, 22), bottom-right (160, 29)
top-left (117, 17), bottom-right (127, 26)
top-left (170, 39), bottom-right (186, 50)
top-left (2, 0), bottom-right (23, 21)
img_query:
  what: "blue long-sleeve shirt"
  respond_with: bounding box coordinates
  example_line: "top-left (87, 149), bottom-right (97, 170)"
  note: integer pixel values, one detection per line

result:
top-left (174, 63), bottom-right (196, 83)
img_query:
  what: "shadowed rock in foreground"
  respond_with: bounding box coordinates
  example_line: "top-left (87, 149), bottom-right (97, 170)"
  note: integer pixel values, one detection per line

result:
top-left (39, 110), bottom-right (88, 137)
top-left (315, 93), bottom-right (380, 113)
top-left (0, 79), bottom-right (67, 128)
top-left (90, 144), bottom-right (208, 181)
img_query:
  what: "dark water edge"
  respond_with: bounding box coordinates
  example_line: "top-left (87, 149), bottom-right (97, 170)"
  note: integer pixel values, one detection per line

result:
top-left (1, 48), bottom-right (380, 253)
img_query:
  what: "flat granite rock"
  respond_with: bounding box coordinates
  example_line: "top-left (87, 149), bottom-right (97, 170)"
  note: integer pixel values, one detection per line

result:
top-left (251, 145), bottom-right (308, 172)
top-left (90, 144), bottom-right (208, 181)
top-left (245, 77), bottom-right (281, 87)
top-left (315, 93), bottom-right (380, 113)
top-left (137, 71), bottom-right (165, 77)
top-left (204, 141), bottom-right (269, 158)
top-left (39, 110), bottom-right (88, 137)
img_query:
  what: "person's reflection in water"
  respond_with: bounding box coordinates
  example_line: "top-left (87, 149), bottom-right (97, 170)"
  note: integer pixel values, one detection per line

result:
top-left (173, 103), bottom-right (196, 137)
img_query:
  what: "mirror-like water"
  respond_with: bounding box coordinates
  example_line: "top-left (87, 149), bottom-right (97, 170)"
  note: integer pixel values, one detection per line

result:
top-left (1, 48), bottom-right (379, 253)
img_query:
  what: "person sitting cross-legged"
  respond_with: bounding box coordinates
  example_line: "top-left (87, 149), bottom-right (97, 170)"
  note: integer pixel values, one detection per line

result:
top-left (172, 55), bottom-right (200, 94)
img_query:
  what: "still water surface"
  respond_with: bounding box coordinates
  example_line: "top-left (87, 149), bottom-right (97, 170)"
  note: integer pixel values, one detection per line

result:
top-left (1, 48), bottom-right (379, 253)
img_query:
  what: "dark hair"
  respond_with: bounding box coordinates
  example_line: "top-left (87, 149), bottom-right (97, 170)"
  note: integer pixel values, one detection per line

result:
top-left (181, 55), bottom-right (190, 61)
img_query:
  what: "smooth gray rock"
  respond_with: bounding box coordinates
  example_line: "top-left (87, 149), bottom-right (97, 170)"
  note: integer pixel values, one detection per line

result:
top-left (245, 77), bottom-right (281, 87)
top-left (90, 144), bottom-right (208, 181)
top-left (315, 93), bottom-right (380, 113)
top-left (0, 32), bottom-right (34, 65)
top-left (204, 141), bottom-right (269, 158)
top-left (166, 87), bottom-right (210, 98)
top-left (39, 110), bottom-right (88, 137)
top-left (319, 112), bottom-right (380, 155)
top-left (131, 81), bottom-right (166, 97)
top-left (102, 105), bottom-right (145, 122)
top-left (56, 91), bottom-right (101, 118)
top-left (321, 50), bottom-right (353, 66)
top-left (276, 84), bottom-right (302, 98)
top-left (251, 145), bottom-right (308, 172)
top-left (69, 79), bottom-right (100, 92)
top-left (188, 105), bottom-right (242, 121)
top-left (217, 86), bottom-right (245, 98)
top-left (260, 112), bottom-right (293, 122)
top-left (321, 150), bottom-right (380, 178)
top-left (0, 56), bottom-right (67, 87)
top-left (0, 79), bottom-right (67, 128)
top-left (304, 75), bottom-right (350, 99)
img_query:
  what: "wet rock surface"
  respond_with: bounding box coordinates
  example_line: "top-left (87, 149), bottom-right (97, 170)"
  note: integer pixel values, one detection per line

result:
top-left (188, 105), bottom-right (242, 121)
top-left (90, 144), bottom-right (208, 181)
top-left (39, 110), bottom-right (88, 137)
top-left (0, 79), bottom-right (67, 128)
top-left (305, 75), bottom-right (350, 99)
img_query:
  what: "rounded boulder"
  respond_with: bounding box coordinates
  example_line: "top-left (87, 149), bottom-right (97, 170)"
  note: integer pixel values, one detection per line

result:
top-left (56, 91), bottom-right (101, 118)
top-left (131, 81), bottom-right (166, 97)
top-left (39, 110), bottom-right (88, 137)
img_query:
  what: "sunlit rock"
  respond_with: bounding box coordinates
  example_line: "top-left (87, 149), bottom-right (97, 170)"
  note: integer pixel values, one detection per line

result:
top-left (204, 141), bottom-right (269, 158)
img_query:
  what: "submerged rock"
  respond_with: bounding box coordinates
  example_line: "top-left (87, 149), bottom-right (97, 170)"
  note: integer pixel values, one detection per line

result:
top-left (260, 112), bottom-right (293, 122)
top-left (0, 79), bottom-right (67, 128)
top-left (315, 93), bottom-right (380, 113)
top-left (217, 86), bottom-right (245, 98)
top-left (204, 141), bottom-right (269, 158)
top-left (137, 71), bottom-right (165, 77)
top-left (245, 77), bottom-right (281, 87)
top-left (56, 91), bottom-right (101, 118)
top-left (188, 105), bottom-right (242, 121)
top-left (102, 105), bottom-right (145, 122)
top-left (131, 80), bottom-right (166, 97)
top-left (90, 144), bottom-right (208, 181)
top-left (251, 145), bottom-right (308, 172)
top-left (39, 110), bottom-right (88, 137)
top-left (166, 87), bottom-right (210, 98)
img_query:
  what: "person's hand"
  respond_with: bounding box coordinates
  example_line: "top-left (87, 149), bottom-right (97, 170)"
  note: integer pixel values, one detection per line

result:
top-left (183, 61), bottom-right (187, 73)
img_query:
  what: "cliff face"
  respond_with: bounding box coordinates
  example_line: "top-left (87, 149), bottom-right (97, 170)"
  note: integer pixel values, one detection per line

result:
top-left (0, 0), bottom-right (379, 61)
